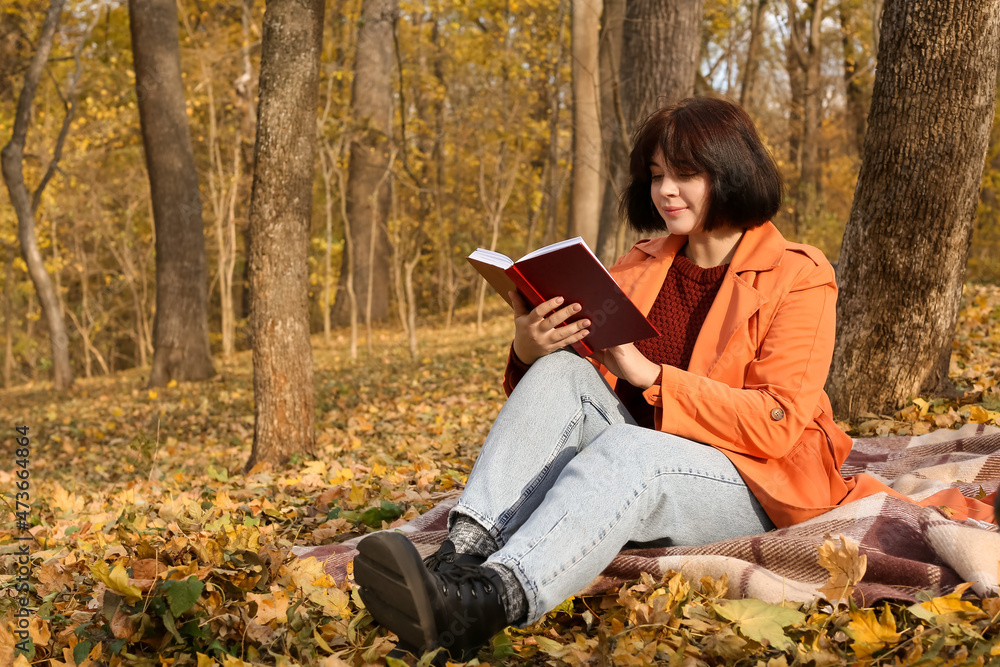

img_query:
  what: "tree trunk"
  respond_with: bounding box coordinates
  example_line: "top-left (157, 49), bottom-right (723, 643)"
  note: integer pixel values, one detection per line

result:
top-left (787, 0), bottom-right (825, 232)
top-left (197, 46), bottom-right (241, 361)
top-left (785, 27), bottom-right (804, 187)
top-left (3, 247), bottom-right (14, 389)
top-left (872, 0), bottom-right (884, 54)
top-left (826, 0), bottom-right (1000, 419)
top-left (620, 0), bottom-right (703, 128)
top-left (319, 145), bottom-right (335, 346)
top-left (0, 0), bottom-right (73, 390)
top-left (237, 0), bottom-right (258, 324)
top-left (245, 0), bottom-right (324, 470)
top-left (569, 0), bottom-right (603, 248)
top-left (839, 0), bottom-right (869, 156)
top-left (596, 0), bottom-right (702, 261)
top-left (129, 0), bottom-right (214, 387)
top-left (541, 0), bottom-right (568, 248)
top-left (740, 0), bottom-right (769, 109)
top-left (331, 0), bottom-right (398, 326)
top-left (595, 0), bottom-right (626, 265)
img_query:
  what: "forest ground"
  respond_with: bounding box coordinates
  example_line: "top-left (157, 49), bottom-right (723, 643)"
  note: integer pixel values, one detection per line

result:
top-left (1, 286), bottom-right (999, 666)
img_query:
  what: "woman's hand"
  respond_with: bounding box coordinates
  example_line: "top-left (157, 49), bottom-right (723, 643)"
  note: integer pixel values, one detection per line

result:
top-left (590, 344), bottom-right (661, 389)
top-left (511, 291), bottom-right (591, 365)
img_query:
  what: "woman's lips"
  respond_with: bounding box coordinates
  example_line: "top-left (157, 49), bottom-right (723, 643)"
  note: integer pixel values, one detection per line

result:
top-left (662, 206), bottom-right (688, 216)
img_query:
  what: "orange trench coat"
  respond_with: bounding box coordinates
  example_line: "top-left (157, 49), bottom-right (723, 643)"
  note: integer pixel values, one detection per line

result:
top-left (504, 221), bottom-right (994, 527)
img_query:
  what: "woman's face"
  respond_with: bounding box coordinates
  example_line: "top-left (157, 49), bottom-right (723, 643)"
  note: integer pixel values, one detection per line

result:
top-left (649, 149), bottom-right (711, 236)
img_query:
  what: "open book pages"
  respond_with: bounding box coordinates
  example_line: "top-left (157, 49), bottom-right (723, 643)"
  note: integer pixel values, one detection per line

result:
top-left (466, 247), bottom-right (515, 270)
top-left (469, 237), bottom-right (616, 279)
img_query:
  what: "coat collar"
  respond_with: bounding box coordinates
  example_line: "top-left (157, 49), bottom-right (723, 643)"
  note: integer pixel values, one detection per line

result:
top-left (630, 221), bottom-right (787, 274)
top-left (613, 221), bottom-right (787, 379)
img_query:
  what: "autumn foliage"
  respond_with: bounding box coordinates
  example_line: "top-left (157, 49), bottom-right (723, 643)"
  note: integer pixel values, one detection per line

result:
top-left (1, 295), bottom-right (999, 665)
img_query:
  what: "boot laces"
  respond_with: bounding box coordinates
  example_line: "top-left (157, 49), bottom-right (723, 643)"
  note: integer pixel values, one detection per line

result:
top-left (438, 563), bottom-right (495, 601)
top-left (422, 549), bottom-right (456, 571)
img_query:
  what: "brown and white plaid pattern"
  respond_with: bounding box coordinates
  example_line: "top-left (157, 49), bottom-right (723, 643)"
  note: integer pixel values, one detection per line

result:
top-left (293, 423), bottom-right (1000, 602)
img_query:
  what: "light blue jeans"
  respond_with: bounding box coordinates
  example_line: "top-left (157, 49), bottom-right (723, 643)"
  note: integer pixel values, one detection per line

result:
top-left (450, 350), bottom-right (775, 624)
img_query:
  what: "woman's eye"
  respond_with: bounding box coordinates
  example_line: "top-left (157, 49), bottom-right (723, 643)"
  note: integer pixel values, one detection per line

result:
top-left (650, 173), bottom-right (662, 181)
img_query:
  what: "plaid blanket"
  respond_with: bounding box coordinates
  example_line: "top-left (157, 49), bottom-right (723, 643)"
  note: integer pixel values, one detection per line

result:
top-left (293, 423), bottom-right (1000, 603)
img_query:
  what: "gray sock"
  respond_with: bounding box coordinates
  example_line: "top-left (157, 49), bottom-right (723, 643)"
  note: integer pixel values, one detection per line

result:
top-left (449, 515), bottom-right (498, 558)
top-left (483, 561), bottom-right (528, 625)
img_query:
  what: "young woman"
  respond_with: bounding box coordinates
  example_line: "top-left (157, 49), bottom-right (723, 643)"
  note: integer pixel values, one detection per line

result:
top-left (353, 96), bottom-right (854, 661)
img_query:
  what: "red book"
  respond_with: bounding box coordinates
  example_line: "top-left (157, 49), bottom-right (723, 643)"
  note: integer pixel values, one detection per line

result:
top-left (467, 237), bottom-right (659, 356)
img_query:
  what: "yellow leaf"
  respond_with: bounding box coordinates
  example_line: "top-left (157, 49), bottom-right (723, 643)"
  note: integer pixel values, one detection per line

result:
top-left (966, 405), bottom-right (990, 423)
top-left (167, 379), bottom-right (178, 388)
top-left (349, 483), bottom-right (367, 506)
top-left (247, 588), bottom-right (289, 625)
top-left (919, 582), bottom-right (987, 617)
top-left (148, 390), bottom-right (158, 400)
top-left (313, 628), bottom-right (334, 654)
top-left (310, 584), bottom-right (351, 619)
top-left (816, 534), bottom-right (867, 602)
top-left (13, 655), bottom-right (30, 667)
top-left (28, 617), bottom-right (50, 645)
top-left (196, 654), bottom-right (218, 667)
top-left (91, 561), bottom-right (143, 602)
top-left (846, 605), bottom-right (901, 658)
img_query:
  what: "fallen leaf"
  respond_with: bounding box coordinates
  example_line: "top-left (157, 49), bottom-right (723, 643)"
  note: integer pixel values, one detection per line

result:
top-left (91, 561), bottom-right (142, 603)
top-left (846, 604), bottom-right (901, 657)
top-left (817, 534), bottom-right (867, 602)
top-left (911, 582), bottom-right (987, 619)
top-left (110, 609), bottom-right (139, 641)
top-left (713, 598), bottom-right (806, 649)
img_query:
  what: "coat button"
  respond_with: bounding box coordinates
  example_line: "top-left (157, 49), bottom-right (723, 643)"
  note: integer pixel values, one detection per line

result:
top-left (770, 408), bottom-right (785, 421)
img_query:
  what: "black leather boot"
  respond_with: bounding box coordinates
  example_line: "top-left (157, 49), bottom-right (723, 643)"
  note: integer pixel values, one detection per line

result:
top-left (422, 539), bottom-right (487, 572)
top-left (355, 532), bottom-right (509, 662)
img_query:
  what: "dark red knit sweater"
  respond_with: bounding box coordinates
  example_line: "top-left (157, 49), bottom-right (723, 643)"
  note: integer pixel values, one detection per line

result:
top-left (506, 252), bottom-right (729, 428)
top-left (616, 253), bottom-right (729, 427)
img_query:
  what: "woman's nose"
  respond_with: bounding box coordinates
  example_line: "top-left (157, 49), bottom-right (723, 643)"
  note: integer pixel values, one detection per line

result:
top-left (659, 177), bottom-right (678, 197)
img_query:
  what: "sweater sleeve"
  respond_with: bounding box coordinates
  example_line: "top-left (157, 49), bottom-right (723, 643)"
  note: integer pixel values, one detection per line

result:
top-left (641, 259), bottom-right (837, 460)
top-left (502, 344), bottom-right (533, 397)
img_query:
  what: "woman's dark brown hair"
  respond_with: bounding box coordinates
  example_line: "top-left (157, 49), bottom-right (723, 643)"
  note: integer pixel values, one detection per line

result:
top-left (619, 96), bottom-right (783, 233)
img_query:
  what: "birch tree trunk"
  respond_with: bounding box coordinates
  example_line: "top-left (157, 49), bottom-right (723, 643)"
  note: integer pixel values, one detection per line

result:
top-left (0, 0), bottom-right (73, 389)
top-left (245, 0), bottom-right (324, 469)
top-left (129, 0), bottom-right (214, 387)
top-left (826, 0), bottom-right (1000, 419)
top-left (569, 0), bottom-right (603, 248)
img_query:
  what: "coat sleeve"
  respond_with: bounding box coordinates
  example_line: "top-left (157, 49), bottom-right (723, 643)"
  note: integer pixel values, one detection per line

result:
top-left (641, 257), bottom-right (837, 460)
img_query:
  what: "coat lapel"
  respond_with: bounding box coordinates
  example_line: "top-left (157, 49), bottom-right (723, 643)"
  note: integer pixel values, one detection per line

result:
top-left (614, 235), bottom-right (685, 317)
top-left (689, 222), bottom-right (785, 378)
top-left (618, 223), bottom-right (787, 379)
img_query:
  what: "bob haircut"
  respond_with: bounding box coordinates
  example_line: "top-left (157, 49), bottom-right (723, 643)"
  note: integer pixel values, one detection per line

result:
top-left (619, 97), bottom-right (783, 234)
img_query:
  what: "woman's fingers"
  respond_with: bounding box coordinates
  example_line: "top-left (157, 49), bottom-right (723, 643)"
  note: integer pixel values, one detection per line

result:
top-left (552, 317), bottom-right (590, 341)
top-left (539, 302), bottom-right (583, 331)
top-left (530, 296), bottom-right (566, 323)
